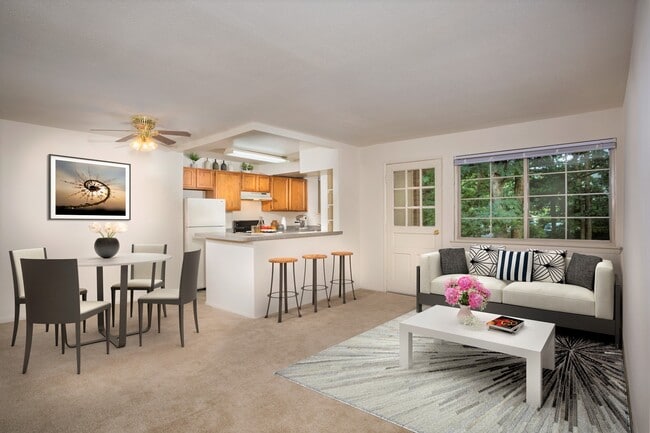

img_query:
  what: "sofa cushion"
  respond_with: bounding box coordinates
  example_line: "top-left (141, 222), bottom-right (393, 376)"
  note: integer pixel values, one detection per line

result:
top-left (468, 244), bottom-right (504, 277)
top-left (530, 249), bottom-right (566, 283)
top-left (439, 248), bottom-right (469, 275)
top-left (431, 274), bottom-right (506, 303)
top-left (565, 253), bottom-right (602, 290)
top-left (496, 250), bottom-right (533, 282)
top-left (503, 281), bottom-right (595, 316)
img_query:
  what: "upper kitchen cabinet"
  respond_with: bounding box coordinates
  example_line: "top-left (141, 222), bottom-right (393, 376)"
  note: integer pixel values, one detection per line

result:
top-left (241, 173), bottom-right (271, 192)
top-left (262, 176), bottom-right (306, 212)
top-left (183, 167), bottom-right (214, 190)
top-left (214, 171), bottom-right (242, 211)
top-left (289, 177), bottom-right (307, 211)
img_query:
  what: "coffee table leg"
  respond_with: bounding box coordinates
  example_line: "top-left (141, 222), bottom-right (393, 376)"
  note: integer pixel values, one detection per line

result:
top-left (542, 328), bottom-right (555, 370)
top-left (399, 326), bottom-right (413, 368)
top-left (526, 353), bottom-right (542, 408)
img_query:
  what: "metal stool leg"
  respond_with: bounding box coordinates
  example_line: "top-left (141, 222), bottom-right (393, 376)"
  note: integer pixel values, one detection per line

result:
top-left (300, 258), bottom-right (307, 309)
top-left (293, 262), bottom-right (301, 317)
top-left (311, 258), bottom-right (318, 312)
top-left (322, 258), bottom-right (331, 307)
top-left (348, 255), bottom-right (356, 300)
top-left (278, 264), bottom-right (284, 323)
top-left (265, 263), bottom-right (275, 319)
top-left (340, 255), bottom-right (346, 304)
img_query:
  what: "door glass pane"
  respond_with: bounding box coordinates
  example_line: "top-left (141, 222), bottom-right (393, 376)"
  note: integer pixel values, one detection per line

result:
top-left (393, 171), bottom-right (405, 188)
top-left (407, 170), bottom-right (420, 187)
top-left (407, 208), bottom-right (420, 226)
top-left (422, 188), bottom-right (435, 206)
top-left (422, 169), bottom-right (435, 187)
top-left (393, 209), bottom-right (405, 226)
top-left (422, 208), bottom-right (435, 226)
top-left (394, 190), bottom-right (406, 207)
top-left (407, 189), bottom-right (420, 206)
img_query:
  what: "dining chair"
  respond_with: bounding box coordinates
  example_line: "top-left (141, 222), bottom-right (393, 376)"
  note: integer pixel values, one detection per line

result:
top-left (110, 243), bottom-right (167, 326)
top-left (138, 250), bottom-right (200, 347)
top-left (20, 258), bottom-right (111, 374)
top-left (9, 247), bottom-right (88, 347)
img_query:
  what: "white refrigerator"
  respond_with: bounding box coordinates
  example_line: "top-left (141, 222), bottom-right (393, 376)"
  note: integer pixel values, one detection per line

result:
top-left (184, 198), bottom-right (226, 290)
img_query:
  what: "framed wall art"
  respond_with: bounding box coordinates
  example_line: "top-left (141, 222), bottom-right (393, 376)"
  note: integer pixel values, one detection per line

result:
top-left (49, 154), bottom-right (131, 220)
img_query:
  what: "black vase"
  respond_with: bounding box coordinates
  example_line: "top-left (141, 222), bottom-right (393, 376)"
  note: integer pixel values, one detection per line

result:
top-left (220, 161), bottom-right (227, 171)
top-left (94, 237), bottom-right (120, 258)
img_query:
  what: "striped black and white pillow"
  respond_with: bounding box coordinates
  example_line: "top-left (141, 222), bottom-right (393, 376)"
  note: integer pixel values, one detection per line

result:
top-left (496, 250), bottom-right (533, 282)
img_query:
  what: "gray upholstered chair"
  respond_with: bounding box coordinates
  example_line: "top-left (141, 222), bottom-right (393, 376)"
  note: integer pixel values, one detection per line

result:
top-left (138, 250), bottom-right (200, 347)
top-left (20, 258), bottom-right (111, 374)
top-left (9, 247), bottom-right (88, 347)
top-left (110, 243), bottom-right (167, 325)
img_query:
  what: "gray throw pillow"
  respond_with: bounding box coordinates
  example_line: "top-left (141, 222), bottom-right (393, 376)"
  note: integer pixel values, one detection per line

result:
top-left (565, 253), bottom-right (602, 290)
top-left (439, 248), bottom-right (469, 275)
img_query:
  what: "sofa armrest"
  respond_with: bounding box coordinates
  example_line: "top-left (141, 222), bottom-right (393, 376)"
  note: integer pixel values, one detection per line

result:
top-left (418, 252), bottom-right (442, 294)
top-left (594, 260), bottom-right (615, 320)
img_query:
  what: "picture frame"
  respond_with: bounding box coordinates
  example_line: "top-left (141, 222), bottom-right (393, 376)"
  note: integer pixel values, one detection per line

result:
top-left (49, 154), bottom-right (131, 220)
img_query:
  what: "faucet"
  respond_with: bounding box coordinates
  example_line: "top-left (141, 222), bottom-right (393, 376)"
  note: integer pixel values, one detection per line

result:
top-left (295, 214), bottom-right (307, 228)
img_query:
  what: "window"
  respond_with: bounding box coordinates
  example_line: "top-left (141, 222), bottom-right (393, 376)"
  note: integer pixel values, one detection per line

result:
top-left (393, 167), bottom-right (436, 227)
top-left (457, 139), bottom-right (615, 241)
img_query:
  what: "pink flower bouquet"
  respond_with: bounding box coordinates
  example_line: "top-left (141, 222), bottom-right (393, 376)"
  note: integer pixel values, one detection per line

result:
top-left (444, 275), bottom-right (491, 310)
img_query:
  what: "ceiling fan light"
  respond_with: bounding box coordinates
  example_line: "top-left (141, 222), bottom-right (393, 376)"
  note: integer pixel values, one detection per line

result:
top-left (224, 148), bottom-right (287, 163)
top-left (131, 136), bottom-right (157, 152)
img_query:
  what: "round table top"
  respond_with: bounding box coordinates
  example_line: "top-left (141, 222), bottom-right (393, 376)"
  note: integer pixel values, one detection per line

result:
top-left (77, 252), bottom-right (172, 267)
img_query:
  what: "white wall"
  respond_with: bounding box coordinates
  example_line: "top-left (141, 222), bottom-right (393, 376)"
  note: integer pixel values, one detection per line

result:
top-left (0, 119), bottom-right (184, 323)
top-left (623, 1), bottom-right (650, 432)
top-left (358, 108), bottom-right (625, 294)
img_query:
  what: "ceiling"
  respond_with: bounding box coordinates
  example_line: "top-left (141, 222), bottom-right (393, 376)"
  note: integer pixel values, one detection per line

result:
top-left (0, 1), bottom-right (635, 153)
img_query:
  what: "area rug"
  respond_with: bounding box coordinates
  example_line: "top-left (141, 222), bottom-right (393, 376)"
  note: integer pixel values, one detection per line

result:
top-left (276, 312), bottom-right (630, 433)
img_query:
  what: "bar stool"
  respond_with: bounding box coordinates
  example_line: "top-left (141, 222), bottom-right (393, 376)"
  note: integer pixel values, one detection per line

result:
top-left (265, 257), bottom-right (302, 323)
top-left (330, 251), bottom-right (356, 304)
top-left (300, 254), bottom-right (330, 312)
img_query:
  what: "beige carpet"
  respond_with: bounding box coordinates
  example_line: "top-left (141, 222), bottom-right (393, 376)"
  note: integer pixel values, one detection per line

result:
top-left (0, 289), bottom-right (413, 433)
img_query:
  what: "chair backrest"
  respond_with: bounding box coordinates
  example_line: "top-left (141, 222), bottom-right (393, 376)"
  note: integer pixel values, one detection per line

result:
top-left (179, 250), bottom-right (201, 304)
top-left (21, 258), bottom-right (81, 324)
top-left (131, 244), bottom-right (168, 281)
top-left (9, 248), bottom-right (46, 299)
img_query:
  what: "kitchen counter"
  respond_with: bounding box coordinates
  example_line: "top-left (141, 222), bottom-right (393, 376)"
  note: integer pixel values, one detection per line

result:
top-left (203, 230), bottom-right (346, 318)
top-left (199, 230), bottom-right (343, 243)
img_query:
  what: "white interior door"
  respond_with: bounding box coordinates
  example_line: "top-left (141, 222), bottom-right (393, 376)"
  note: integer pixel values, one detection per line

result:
top-left (385, 160), bottom-right (441, 295)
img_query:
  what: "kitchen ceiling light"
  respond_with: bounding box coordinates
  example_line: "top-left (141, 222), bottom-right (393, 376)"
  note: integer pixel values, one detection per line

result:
top-left (224, 148), bottom-right (287, 163)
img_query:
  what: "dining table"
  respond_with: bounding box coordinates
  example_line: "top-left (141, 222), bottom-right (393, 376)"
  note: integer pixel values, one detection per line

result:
top-left (77, 252), bottom-right (172, 348)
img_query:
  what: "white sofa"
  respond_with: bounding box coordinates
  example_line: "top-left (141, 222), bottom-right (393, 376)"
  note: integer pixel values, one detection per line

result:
top-left (416, 251), bottom-right (621, 345)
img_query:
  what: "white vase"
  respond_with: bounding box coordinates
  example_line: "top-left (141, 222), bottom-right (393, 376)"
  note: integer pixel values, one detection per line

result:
top-left (457, 305), bottom-right (475, 325)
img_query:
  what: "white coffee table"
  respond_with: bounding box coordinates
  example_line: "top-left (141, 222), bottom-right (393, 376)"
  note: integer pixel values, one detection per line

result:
top-left (399, 305), bottom-right (555, 408)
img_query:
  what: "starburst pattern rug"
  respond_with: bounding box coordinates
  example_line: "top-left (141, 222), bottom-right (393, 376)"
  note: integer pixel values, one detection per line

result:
top-left (276, 312), bottom-right (629, 433)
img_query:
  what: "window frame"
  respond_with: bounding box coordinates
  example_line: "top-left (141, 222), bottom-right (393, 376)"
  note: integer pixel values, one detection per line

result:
top-left (454, 141), bottom-right (617, 246)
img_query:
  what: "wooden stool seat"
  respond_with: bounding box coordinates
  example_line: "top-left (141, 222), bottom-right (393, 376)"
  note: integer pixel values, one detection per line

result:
top-left (302, 254), bottom-right (328, 260)
top-left (269, 257), bottom-right (298, 264)
top-left (331, 251), bottom-right (353, 256)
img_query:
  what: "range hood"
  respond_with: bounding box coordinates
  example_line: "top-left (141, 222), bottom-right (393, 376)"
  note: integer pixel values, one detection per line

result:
top-left (240, 191), bottom-right (272, 201)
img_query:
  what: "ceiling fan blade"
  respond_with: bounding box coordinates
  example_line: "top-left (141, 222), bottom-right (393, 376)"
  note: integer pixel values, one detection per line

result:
top-left (116, 133), bottom-right (137, 143)
top-left (157, 130), bottom-right (191, 137)
top-left (91, 129), bottom-right (132, 132)
top-left (153, 135), bottom-right (176, 145)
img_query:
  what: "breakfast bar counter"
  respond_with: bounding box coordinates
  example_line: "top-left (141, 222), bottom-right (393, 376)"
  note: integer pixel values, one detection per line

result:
top-left (202, 231), bottom-right (344, 318)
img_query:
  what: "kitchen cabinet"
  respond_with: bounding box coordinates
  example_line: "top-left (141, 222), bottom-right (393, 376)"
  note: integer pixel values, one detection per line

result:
top-left (183, 167), bottom-right (214, 190)
top-left (241, 173), bottom-right (271, 192)
top-left (262, 176), bottom-right (306, 211)
top-left (214, 171), bottom-right (242, 211)
top-left (289, 177), bottom-right (307, 211)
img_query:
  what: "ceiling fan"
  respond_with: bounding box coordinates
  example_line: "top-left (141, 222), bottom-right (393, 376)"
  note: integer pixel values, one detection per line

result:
top-left (92, 114), bottom-right (191, 151)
